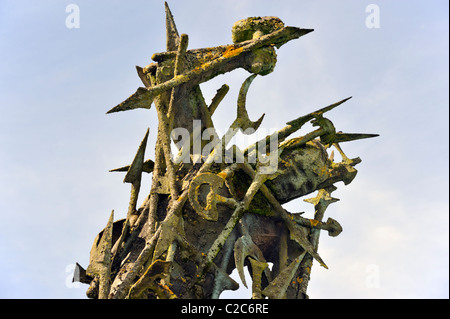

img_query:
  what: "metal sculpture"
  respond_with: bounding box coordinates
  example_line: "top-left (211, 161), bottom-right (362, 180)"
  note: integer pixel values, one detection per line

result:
top-left (74, 2), bottom-right (378, 299)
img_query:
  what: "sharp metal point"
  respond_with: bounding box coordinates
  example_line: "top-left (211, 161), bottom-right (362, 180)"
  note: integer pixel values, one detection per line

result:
top-left (109, 159), bottom-right (155, 174)
top-left (333, 132), bottom-right (380, 143)
top-left (106, 87), bottom-right (153, 114)
top-left (286, 96), bottom-right (352, 127)
top-left (124, 128), bottom-right (150, 184)
top-left (165, 2), bottom-right (180, 51)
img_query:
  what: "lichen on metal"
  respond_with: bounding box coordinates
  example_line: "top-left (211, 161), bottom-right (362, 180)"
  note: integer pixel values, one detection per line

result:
top-left (75, 2), bottom-right (378, 299)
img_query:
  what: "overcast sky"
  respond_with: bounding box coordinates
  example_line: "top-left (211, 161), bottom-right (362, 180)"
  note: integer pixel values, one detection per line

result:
top-left (0, 0), bottom-right (448, 299)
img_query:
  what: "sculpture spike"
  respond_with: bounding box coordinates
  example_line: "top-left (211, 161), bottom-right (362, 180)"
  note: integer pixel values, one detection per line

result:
top-left (333, 132), bottom-right (380, 143)
top-left (245, 97), bottom-right (353, 156)
top-left (86, 210), bottom-right (114, 299)
top-left (106, 87), bottom-right (153, 114)
top-left (262, 251), bottom-right (307, 299)
top-left (124, 128), bottom-right (150, 184)
top-left (109, 159), bottom-right (154, 174)
top-left (165, 2), bottom-right (180, 51)
top-left (124, 128), bottom-right (150, 226)
top-left (108, 27), bottom-right (310, 115)
top-left (286, 96), bottom-right (352, 128)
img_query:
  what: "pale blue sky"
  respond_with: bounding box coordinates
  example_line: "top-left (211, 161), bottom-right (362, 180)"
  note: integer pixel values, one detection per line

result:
top-left (0, 0), bottom-right (448, 298)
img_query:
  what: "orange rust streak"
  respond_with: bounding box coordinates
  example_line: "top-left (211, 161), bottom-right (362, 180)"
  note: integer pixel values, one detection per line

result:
top-left (223, 45), bottom-right (244, 58)
top-left (309, 219), bottom-right (320, 227)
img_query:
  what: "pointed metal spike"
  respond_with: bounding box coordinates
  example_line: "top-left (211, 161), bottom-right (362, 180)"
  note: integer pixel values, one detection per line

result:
top-left (262, 250), bottom-right (307, 299)
top-left (86, 210), bottom-right (114, 299)
top-left (87, 210), bottom-right (114, 275)
top-left (298, 233), bottom-right (327, 269)
top-left (273, 27), bottom-right (314, 48)
top-left (210, 263), bottom-right (240, 299)
top-left (110, 159), bottom-right (155, 174)
top-left (284, 217), bottom-right (328, 269)
top-left (286, 97), bottom-right (352, 127)
top-left (124, 128), bottom-right (150, 184)
top-left (106, 87), bottom-right (153, 114)
top-left (109, 165), bottom-right (129, 173)
top-left (333, 132), bottom-right (379, 143)
top-left (72, 262), bottom-right (91, 284)
top-left (165, 2), bottom-right (180, 51)
top-left (245, 97), bottom-right (353, 156)
top-left (234, 237), bottom-right (248, 288)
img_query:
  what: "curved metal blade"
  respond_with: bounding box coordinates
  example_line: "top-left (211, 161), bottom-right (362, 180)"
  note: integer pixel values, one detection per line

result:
top-left (236, 74), bottom-right (265, 133)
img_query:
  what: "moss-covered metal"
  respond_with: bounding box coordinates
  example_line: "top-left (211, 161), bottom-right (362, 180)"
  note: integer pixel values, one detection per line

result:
top-left (75, 2), bottom-right (378, 299)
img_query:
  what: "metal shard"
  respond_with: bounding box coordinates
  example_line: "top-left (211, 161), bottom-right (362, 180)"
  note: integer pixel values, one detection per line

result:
top-left (262, 251), bottom-right (306, 299)
top-left (286, 97), bottom-right (352, 129)
top-left (109, 159), bottom-right (154, 174)
top-left (124, 128), bottom-right (150, 184)
top-left (285, 217), bottom-right (328, 269)
top-left (333, 132), bottom-right (380, 143)
top-left (235, 74), bottom-right (265, 133)
top-left (210, 262), bottom-right (240, 299)
top-left (123, 133), bottom-right (148, 185)
top-left (86, 210), bottom-right (114, 299)
top-left (72, 262), bottom-right (91, 284)
top-left (165, 1), bottom-right (180, 51)
top-left (245, 97), bottom-right (353, 156)
top-left (106, 87), bottom-right (153, 114)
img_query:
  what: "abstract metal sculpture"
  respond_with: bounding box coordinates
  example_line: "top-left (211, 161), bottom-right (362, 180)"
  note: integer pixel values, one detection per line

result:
top-left (74, 3), bottom-right (378, 299)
